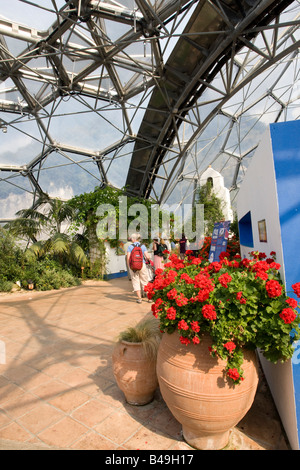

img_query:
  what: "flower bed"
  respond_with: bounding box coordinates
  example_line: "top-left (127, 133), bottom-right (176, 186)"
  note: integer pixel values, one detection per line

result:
top-left (145, 250), bottom-right (300, 384)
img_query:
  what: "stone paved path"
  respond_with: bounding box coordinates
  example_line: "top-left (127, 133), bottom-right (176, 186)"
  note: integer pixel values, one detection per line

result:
top-left (0, 278), bottom-right (290, 450)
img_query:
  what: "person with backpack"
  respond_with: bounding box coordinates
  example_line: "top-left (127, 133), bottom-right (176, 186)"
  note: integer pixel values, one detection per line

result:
top-left (127, 233), bottom-right (151, 303)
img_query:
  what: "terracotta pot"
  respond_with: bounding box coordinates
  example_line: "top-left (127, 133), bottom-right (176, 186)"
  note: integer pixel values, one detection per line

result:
top-left (112, 340), bottom-right (158, 405)
top-left (157, 332), bottom-right (259, 450)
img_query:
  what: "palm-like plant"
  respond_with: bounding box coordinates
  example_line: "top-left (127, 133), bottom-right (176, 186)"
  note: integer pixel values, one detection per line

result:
top-left (7, 193), bottom-right (87, 268)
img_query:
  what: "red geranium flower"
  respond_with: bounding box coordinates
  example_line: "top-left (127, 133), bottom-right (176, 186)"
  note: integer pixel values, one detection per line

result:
top-left (279, 308), bottom-right (297, 324)
top-left (255, 271), bottom-right (268, 281)
top-left (191, 321), bottom-right (200, 333)
top-left (286, 297), bottom-right (298, 308)
top-left (236, 291), bottom-right (247, 304)
top-left (180, 273), bottom-right (194, 284)
top-left (219, 251), bottom-right (230, 260)
top-left (265, 279), bottom-right (282, 298)
top-left (179, 336), bottom-right (191, 346)
top-left (227, 368), bottom-right (241, 382)
top-left (178, 319), bottom-right (189, 330)
top-left (202, 304), bottom-right (217, 321)
top-left (208, 262), bottom-right (222, 272)
top-left (223, 341), bottom-right (236, 353)
top-left (191, 257), bottom-right (202, 265)
top-left (197, 289), bottom-right (211, 302)
top-left (175, 293), bottom-right (189, 307)
top-left (167, 288), bottom-right (177, 300)
top-left (218, 273), bottom-right (232, 288)
top-left (151, 304), bottom-right (159, 318)
top-left (166, 306), bottom-right (177, 320)
top-left (292, 282), bottom-right (300, 298)
top-left (154, 298), bottom-right (163, 307)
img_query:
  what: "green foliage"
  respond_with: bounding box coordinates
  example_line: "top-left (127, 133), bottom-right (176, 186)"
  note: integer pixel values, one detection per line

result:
top-left (0, 279), bottom-right (14, 293)
top-left (0, 228), bottom-right (25, 291)
top-left (0, 227), bottom-right (81, 293)
top-left (196, 180), bottom-right (225, 235)
top-left (6, 193), bottom-right (88, 271)
top-left (21, 258), bottom-right (81, 291)
top-left (68, 186), bottom-right (125, 230)
top-left (27, 233), bottom-right (88, 269)
top-left (117, 316), bottom-right (162, 360)
top-left (229, 212), bottom-right (240, 239)
top-left (85, 240), bottom-right (107, 279)
top-left (3, 185), bottom-right (174, 288)
top-left (68, 185), bottom-right (156, 247)
top-left (7, 192), bottom-right (65, 241)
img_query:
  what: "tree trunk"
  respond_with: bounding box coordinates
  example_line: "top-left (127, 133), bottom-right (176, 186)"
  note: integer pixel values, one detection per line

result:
top-left (88, 224), bottom-right (107, 278)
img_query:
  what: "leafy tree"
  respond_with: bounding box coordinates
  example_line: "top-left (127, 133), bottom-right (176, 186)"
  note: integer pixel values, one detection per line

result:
top-left (6, 193), bottom-right (87, 269)
top-left (68, 185), bottom-right (156, 277)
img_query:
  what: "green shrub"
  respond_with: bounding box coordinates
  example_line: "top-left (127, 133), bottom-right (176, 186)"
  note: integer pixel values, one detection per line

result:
top-left (0, 228), bottom-right (24, 284)
top-left (35, 268), bottom-right (81, 291)
top-left (22, 258), bottom-right (81, 291)
top-left (0, 228), bottom-right (81, 292)
top-left (0, 279), bottom-right (14, 293)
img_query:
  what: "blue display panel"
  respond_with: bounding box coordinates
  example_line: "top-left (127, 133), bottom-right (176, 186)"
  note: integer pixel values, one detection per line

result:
top-left (270, 120), bottom-right (300, 446)
top-left (208, 221), bottom-right (231, 262)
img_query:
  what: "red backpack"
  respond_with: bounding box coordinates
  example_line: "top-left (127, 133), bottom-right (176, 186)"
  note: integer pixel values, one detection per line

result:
top-left (129, 243), bottom-right (143, 271)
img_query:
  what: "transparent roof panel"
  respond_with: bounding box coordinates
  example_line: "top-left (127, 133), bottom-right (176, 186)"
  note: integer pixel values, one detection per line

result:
top-left (0, 170), bottom-right (34, 219)
top-left (44, 95), bottom-right (127, 151)
top-left (0, 191), bottom-right (34, 219)
top-left (102, 140), bottom-right (134, 188)
top-left (0, 114), bottom-right (45, 165)
top-left (0, 0), bottom-right (299, 219)
top-left (0, 1), bottom-right (64, 30)
top-left (0, 171), bottom-right (33, 197)
top-left (33, 151), bottom-right (101, 198)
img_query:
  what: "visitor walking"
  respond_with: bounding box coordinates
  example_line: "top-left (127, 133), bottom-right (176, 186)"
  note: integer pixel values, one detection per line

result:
top-left (153, 237), bottom-right (167, 272)
top-left (127, 233), bottom-right (151, 303)
top-left (179, 233), bottom-right (187, 259)
top-left (123, 236), bottom-right (132, 280)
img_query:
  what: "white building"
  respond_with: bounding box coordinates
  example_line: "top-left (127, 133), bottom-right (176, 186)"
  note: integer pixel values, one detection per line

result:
top-left (199, 166), bottom-right (233, 222)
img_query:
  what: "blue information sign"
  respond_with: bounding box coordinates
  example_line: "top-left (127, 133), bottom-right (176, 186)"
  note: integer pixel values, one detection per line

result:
top-left (208, 221), bottom-right (231, 262)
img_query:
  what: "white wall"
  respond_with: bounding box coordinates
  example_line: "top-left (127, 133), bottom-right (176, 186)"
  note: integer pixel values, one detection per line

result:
top-left (105, 243), bottom-right (127, 275)
top-left (200, 167), bottom-right (233, 222)
top-left (237, 128), bottom-right (285, 280)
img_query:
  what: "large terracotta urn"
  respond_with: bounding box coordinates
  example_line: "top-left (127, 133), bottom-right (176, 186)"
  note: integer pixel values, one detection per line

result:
top-left (157, 332), bottom-right (259, 450)
top-left (112, 340), bottom-right (158, 405)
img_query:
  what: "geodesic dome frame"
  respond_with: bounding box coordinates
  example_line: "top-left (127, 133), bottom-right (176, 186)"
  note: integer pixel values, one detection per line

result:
top-left (0, 0), bottom-right (299, 221)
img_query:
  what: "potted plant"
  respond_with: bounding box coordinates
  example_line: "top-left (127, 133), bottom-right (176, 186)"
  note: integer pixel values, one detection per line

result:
top-left (144, 250), bottom-right (300, 449)
top-left (112, 315), bottom-right (162, 405)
